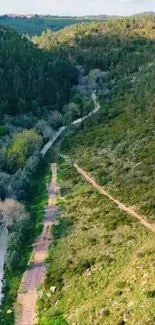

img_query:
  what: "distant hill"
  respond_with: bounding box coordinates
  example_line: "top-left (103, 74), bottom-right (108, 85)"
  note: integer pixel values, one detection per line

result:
top-left (0, 15), bottom-right (111, 36)
top-left (1, 13), bottom-right (155, 36)
top-left (132, 11), bottom-right (155, 16)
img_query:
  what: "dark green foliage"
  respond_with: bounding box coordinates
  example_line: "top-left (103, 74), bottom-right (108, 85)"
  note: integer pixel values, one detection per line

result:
top-left (48, 319), bottom-right (68, 325)
top-left (6, 129), bottom-right (42, 173)
top-left (0, 25), bottom-right (77, 119)
top-left (146, 290), bottom-right (155, 298)
top-left (0, 172), bottom-right (10, 200)
top-left (52, 217), bottom-right (74, 240)
top-left (0, 126), bottom-right (8, 136)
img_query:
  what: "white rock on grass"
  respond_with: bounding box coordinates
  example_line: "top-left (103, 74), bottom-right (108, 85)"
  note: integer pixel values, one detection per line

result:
top-left (7, 310), bottom-right (13, 314)
top-left (50, 286), bottom-right (56, 293)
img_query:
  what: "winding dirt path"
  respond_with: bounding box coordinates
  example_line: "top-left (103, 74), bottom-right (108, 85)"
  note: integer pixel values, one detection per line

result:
top-left (61, 154), bottom-right (155, 234)
top-left (16, 163), bottom-right (59, 325)
top-left (74, 163), bottom-right (155, 233)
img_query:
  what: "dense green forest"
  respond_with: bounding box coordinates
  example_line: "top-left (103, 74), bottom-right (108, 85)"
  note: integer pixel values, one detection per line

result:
top-left (0, 24), bottom-right (77, 200)
top-left (0, 26), bottom-right (77, 118)
top-left (1, 14), bottom-right (155, 325)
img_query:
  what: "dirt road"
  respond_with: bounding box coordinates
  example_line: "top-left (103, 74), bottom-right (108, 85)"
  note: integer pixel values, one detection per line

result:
top-left (74, 163), bottom-right (155, 233)
top-left (16, 163), bottom-right (59, 325)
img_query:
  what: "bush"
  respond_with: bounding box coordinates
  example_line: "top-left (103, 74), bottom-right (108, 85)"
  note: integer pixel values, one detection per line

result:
top-left (40, 316), bottom-right (68, 325)
top-left (0, 126), bottom-right (8, 136)
top-left (11, 153), bottom-right (42, 200)
top-left (0, 199), bottom-right (30, 272)
top-left (11, 168), bottom-right (31, 201)
top-left (49, 110), bottom-right (63, 129)
top-left (24, 153), bottom-right (43, 174)
top-left (75, 257), bottom-right (96, 275)
top-left (35, 119), bottom-right (55, 140)
top-left (146, 290), bottom-right (155, 298)
top-left (0, 199), bottom-right (29, 231)
top-left (7, 129), bottom-right (43, 173)
top-left (0, 172), bottom-right (11, 200)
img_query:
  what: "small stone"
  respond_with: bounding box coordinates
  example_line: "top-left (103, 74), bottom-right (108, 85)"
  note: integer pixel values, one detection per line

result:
top-left (38, 290), bottom-right (44, 298)
top-left (7, 310), bottom-right (13, 314)
top-left (123, 311), bottom-right (129, 322)
top-left (143, 273), bottom-right (149, 278)
top-left (128, 301), bottom-right (135, 308)
top-left (50, 286), bottom-right (56, 293)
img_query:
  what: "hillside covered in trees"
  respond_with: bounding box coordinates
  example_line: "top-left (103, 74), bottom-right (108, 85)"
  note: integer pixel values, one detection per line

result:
top-left (0, 26), bottom-right (77, 118)
top-left (33, 15), bottom-right (155, 74)
top-left (1, 14), bottom-right (155, 325)
top-left (33, 15), bottom-right (155, 325)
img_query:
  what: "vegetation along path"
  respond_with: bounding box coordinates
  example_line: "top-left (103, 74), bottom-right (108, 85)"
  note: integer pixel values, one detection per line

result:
top-left (16, 163), bottom-right (59, 325)
top-left (61, 154), bottom-right (155, 234)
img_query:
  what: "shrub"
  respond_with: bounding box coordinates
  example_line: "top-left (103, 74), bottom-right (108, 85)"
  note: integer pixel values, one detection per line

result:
top-left (7, 129), bottom-right (43, 173)
top-left (116, 281), bottom-right (126, 289)
top-left (0, 172), bottom-right (11, 200)
top-left (146, 290), bottom-right (155, 298)
top-left (35, 119), bottom-right (55, 140)
top-left (24, 153), bottom-right (42, 174)
top-left (0, 199), bottom-right (29, 231)
top-left (11, 153), bottom-right (42, 200)
top-left (11, 168), bottom-right (31, 201)
top-left (49, 110), bottom-right (63, 130)
top-left (40, 316), bottom-right (68, 325)
top-left (75, 257), bottom-right (96, 274)
top-left (0, 126), bottom-right (8, 136)
top-left (0, 199), bottom-right (30, 272)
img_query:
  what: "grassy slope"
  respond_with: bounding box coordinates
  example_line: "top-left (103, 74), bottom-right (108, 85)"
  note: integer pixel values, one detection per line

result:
top-left (38, 160), bottom-right (155, 325)
top-left (61, 66), bottom-right (155, 220)
top-left (62, 111), bottom-right (155, 219)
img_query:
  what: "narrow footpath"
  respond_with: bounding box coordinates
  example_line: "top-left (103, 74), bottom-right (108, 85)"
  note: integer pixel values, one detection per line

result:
top-left (74, 163), bottom-right (155, 233)
top-left (61, 154), bottom-right (155, 234)
top-left (16, 163), bottom-right (59, 325)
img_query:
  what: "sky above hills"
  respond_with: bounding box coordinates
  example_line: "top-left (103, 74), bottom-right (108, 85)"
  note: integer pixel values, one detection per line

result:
top-left (0, 0), bottom-right (155, 16)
